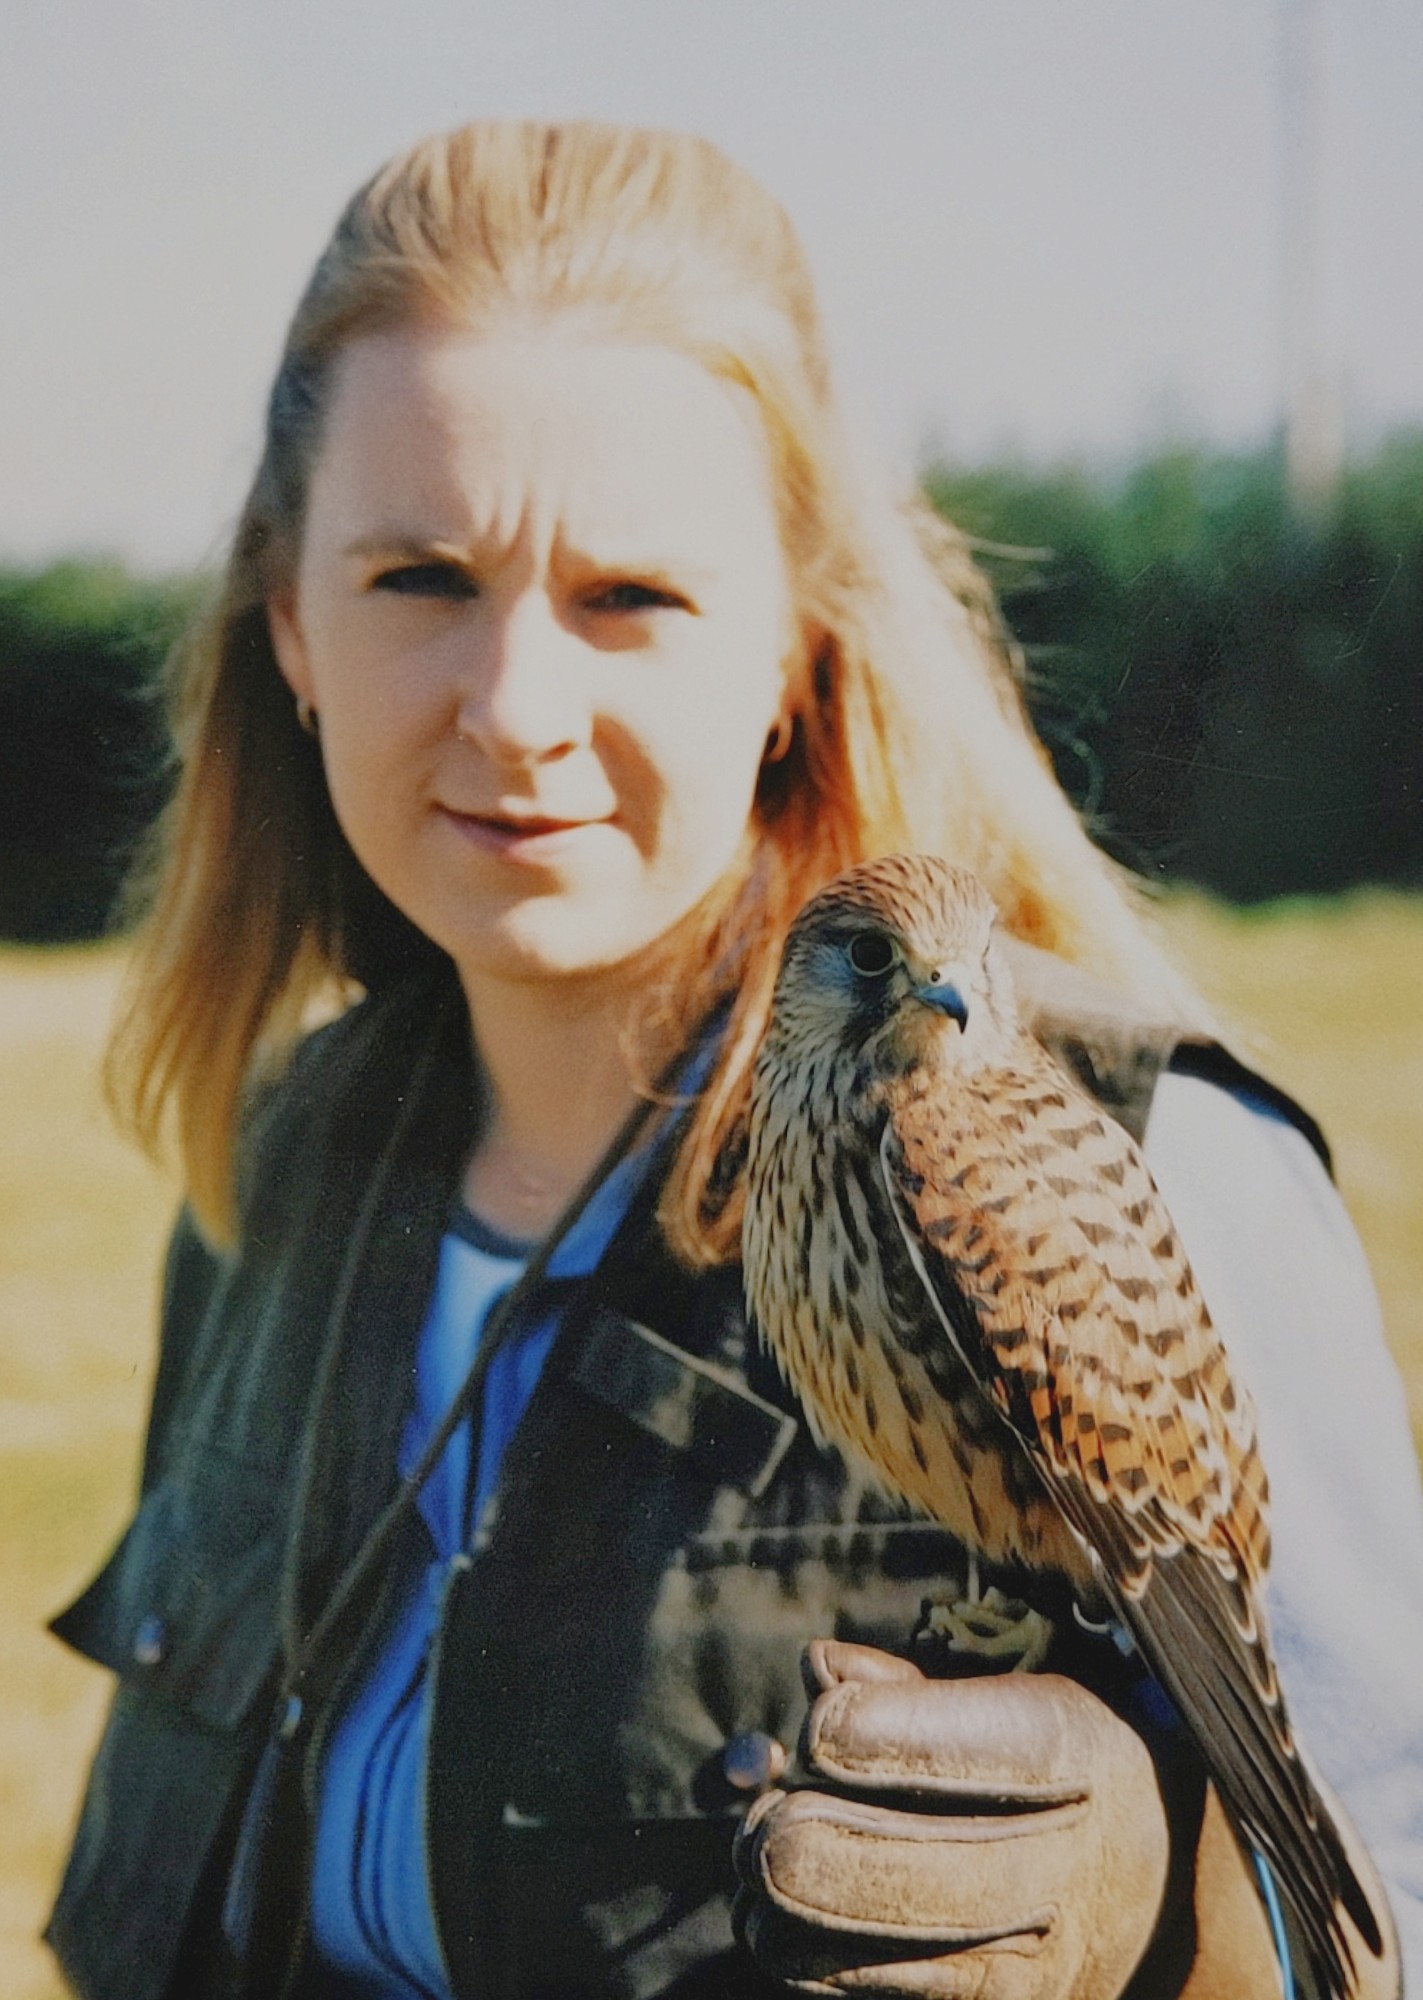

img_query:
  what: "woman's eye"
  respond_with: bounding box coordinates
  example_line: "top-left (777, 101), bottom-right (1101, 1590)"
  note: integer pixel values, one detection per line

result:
top-left (847, 932), bottom-right (898, 977)
top-left (586, 580), bottom-right (686, 614)
top-left (371, 562), bottom-right (477, 600)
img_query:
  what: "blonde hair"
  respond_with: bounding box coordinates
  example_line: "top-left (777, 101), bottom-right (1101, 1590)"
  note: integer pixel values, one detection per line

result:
top-left (111, 119), bottom-right (1192, 1256)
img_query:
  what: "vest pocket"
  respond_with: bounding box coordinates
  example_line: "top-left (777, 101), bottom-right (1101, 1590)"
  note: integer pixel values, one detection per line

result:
top-left (49, 1454), bottom-right (284, 1731)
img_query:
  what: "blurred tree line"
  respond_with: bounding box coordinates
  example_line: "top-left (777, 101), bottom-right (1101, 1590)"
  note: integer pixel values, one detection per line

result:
top-left (0, 564), bottom-right (200, 942)
top-left (2, 435), bottom-right (1421, 943)
top-left (927, 431), bottom-right (1423, 900)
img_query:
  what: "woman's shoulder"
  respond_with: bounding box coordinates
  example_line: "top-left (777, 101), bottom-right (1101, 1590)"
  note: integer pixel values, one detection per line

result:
top-left (1140, 1059), bottom-right (1416, 1527)
top-left (1003, 933), bottom-right (1326, 1164)
top-left (231, 995), bottom-right (374, 1222)
top-left (234, 963), bottom-right (468, 1233)
top-left (148, 993), bottom-right (407, 1376)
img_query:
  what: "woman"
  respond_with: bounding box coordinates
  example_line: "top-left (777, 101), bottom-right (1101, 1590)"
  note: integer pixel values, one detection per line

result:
top-left (46, 121), bottom-right (1420, 1999)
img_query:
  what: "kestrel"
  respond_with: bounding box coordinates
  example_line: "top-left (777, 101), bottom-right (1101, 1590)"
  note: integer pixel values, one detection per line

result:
top-left (743, 853), bottom-right (1382, 2000)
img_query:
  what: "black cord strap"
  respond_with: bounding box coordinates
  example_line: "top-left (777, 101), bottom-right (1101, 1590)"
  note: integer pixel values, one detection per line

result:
top-left (277, 1058), bottom-right (685, 1728)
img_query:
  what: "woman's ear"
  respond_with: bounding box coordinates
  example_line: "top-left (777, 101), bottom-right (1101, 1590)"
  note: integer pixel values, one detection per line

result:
top-left (267, 593), bottom-right (314, 705)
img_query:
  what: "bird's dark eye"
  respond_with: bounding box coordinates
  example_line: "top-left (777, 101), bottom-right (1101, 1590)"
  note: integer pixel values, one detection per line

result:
top-left (847, 932), bottom-right (897, 978)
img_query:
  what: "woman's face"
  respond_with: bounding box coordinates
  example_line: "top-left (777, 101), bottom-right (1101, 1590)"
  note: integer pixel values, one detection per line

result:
top-left (270, 324), bottom-right (797, 1005)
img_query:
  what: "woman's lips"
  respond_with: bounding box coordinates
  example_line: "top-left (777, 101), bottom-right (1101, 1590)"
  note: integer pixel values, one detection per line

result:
top-left (437, 805), bottom-right (610, 862)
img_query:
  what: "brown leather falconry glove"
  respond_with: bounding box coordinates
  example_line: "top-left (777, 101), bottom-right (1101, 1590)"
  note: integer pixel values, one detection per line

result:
top-left (733, 1639), bottom-right (1176, 2000)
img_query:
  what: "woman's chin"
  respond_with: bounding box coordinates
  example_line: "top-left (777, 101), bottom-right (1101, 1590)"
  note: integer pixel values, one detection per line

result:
top-left (418, 856), bottom-right (740, 1005)
top-left (443, 906), bottom-right (659, 1001)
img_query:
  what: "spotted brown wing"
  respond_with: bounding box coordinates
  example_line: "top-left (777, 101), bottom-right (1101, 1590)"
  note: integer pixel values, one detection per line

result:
top-left (877, 1053), bottom-right (1379, 2000)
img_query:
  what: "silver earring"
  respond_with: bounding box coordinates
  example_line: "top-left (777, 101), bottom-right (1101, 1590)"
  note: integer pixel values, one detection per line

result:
top-left (296, 696), bottom-right (319, 738)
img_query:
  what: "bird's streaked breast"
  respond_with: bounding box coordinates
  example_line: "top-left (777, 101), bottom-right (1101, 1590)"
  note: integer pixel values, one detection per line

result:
top-left (745, 1042), bottom-right (1085, 1578)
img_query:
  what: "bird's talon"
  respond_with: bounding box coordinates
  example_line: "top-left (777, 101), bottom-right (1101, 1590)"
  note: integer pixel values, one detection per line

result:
top-left (916, 1588), bottom-right (1054, 1673)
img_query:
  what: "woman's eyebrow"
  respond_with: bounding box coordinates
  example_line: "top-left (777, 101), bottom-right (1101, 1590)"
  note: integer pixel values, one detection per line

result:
top-left (338, 527), bottom-right (720, 594)
top-left (562, 536), bottom-right (720, 589)
top-left (339, 532), bottom-right (470, 562)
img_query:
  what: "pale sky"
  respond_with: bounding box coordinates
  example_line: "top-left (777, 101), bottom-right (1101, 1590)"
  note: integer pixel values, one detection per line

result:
top-left (2, 0), bottom-right (1420, 572)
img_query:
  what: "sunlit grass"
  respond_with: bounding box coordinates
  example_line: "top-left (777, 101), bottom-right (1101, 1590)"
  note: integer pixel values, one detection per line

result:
top-left (3, 900), bottom-right (1419, 1996)
top-left (1, 946), bottom-right (175, 2000)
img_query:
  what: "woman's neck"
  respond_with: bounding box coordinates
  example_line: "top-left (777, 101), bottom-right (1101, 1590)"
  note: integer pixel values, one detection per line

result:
top-left (458, 974), bottom-right (646, 1241)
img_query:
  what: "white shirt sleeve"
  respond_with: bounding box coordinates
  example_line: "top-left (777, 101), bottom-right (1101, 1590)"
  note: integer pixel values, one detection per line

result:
top-left (1144, 1069), bottom-right (1423, 1984)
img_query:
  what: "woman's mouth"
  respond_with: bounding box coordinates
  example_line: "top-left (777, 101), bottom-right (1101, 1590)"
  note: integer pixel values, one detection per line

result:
top-left (436, 805), bottom-right (609, 862)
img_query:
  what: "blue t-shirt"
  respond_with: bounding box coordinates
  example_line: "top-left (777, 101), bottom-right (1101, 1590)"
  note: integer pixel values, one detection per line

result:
top-left (308, 1150), bottom-right (649, 1998)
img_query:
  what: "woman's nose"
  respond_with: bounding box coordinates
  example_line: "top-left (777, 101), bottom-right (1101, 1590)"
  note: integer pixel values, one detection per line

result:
top-left (454, 592), bottom-right (589, 766)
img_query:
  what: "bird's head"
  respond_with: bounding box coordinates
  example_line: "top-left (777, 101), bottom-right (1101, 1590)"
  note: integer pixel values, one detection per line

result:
top-left (768, 854), bottom-right (1021, 1075)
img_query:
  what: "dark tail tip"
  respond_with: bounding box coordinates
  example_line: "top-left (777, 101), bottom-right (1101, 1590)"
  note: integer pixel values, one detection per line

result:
top-left (1341, 1859), bottom-right (1385, 1961)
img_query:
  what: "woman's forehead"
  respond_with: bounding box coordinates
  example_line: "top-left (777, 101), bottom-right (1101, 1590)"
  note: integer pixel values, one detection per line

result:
top-left (305, 324), bottom-right (784, 573)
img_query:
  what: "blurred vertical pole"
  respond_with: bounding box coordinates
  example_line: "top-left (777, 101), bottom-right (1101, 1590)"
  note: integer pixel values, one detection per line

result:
top-left (1279, 0), bottom-right (1340, 520)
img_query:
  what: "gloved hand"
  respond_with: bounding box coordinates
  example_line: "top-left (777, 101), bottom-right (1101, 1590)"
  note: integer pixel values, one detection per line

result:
top-left (732, 1638), bottom-right (1172, 2000)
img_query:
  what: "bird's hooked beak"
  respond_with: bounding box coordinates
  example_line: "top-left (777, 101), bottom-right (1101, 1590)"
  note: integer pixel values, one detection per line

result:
top-left (914, 969), bottom-right (969, 1030)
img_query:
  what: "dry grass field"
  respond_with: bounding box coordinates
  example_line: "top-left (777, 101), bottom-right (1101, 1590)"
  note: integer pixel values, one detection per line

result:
top-left (3, 896), bottom-right (1421, 1998)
